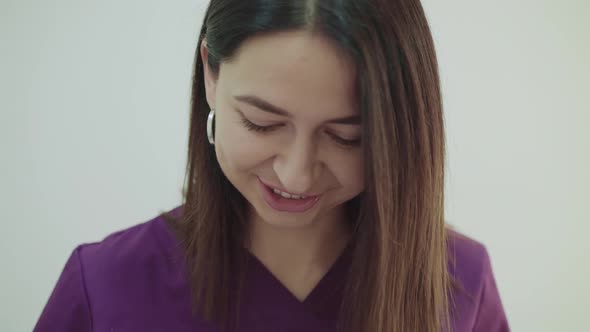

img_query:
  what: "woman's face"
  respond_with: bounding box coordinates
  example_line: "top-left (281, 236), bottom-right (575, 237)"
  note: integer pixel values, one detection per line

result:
top-left (202, 30), bottom-right (364, 228)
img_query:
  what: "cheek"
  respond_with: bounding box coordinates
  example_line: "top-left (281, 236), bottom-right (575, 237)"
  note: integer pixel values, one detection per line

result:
top-left (326, 149), bottom-right (365, 194)
top-left (215, 115), bottom-right (273, 172)
top-left (345, 156), bottom-right (365, 194)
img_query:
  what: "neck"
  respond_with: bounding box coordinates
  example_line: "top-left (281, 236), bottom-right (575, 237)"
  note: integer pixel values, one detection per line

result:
top-left (246, 206), bottom-right (352, 283)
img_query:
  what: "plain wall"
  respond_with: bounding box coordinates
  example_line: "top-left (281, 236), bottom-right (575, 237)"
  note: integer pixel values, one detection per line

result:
top-left (1, 0), bottom-right (588, 330)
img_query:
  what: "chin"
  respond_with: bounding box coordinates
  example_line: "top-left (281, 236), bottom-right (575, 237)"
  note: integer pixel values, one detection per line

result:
top-left (253, 201), bottom-right (322, 228)
top-left (261, 215), bottom-right (316, 228)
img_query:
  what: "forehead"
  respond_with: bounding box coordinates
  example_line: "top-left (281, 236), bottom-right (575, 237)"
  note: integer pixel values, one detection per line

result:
top-left (218, 30), bottom-right (358, 118)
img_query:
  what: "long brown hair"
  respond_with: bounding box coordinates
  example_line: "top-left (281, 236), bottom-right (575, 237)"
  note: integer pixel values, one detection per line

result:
top-left (164, 0), bottom-right (450, 331)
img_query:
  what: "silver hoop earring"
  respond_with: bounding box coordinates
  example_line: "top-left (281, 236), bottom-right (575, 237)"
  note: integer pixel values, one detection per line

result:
top-left (207, 109), bottom-right (215, 145)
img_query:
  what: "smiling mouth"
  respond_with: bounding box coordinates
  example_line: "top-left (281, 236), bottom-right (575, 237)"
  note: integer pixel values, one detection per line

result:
top-left (269, 187), bottom-right (309, 200)
top-left (257, 178), bottom-right (321, 213)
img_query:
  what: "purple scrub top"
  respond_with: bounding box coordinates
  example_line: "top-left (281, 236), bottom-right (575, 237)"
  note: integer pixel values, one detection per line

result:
top-left (35, 206), bottom-right (509, 331)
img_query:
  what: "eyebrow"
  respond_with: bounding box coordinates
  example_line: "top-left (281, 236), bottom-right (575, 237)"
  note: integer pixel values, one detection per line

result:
top-left (234, 94), bottom-right (361, 125)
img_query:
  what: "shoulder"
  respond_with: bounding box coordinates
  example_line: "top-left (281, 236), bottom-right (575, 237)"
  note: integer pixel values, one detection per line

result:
top-left (77, 206), bottom-right (184, 284)
top-left (79, 207), bottom-right (181, 268)
top-left (77, 206), bottom-right (188, 323)
top-left (446, 229), bottom-right (510, 331)
top-left (35, 206), bottom-right (186, 330)
top-left (447, 229), bottom-right (491, 290)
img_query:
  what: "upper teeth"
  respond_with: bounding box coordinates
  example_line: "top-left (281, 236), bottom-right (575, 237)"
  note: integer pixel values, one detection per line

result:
top-left (272, 188), bottom-right (306, 200)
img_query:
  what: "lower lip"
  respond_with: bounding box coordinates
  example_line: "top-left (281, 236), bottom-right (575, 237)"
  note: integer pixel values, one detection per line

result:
top-left (258, 179), bottom-right (320, 213)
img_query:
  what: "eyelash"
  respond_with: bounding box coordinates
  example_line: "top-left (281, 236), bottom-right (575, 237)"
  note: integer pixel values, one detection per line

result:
top-left (240, 116), bottom-right (278, 133)
top-left (327, 132), bottom-right (361, 147)
top-left (240, 117), bottom-right (361, 147)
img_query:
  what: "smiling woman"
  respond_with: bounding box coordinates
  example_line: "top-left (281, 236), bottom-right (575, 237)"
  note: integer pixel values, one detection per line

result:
top-left (206, 30), bottom-right (364, 231)
top-left (34, 0), bottom-right (509, 331)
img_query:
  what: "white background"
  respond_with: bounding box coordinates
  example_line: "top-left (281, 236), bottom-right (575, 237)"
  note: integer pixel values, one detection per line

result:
top-left (1, 0), bottom-right (588, 331)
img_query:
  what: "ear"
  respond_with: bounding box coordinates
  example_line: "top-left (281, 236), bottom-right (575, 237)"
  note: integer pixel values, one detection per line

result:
top-left (201, 40), bottom-right (217, 109)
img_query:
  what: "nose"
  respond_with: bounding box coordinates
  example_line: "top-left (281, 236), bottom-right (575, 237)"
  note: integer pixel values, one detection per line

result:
top-left (273, 136), bottom-right (321, 195)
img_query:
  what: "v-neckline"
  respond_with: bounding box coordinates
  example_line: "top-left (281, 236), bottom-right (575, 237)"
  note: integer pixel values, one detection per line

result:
top-left (245, 242), bottom-right (353, 307)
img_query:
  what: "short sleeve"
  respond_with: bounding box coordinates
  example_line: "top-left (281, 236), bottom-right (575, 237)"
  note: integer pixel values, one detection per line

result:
top-left (473, 249), bottom-right (510, 332)
top-left (34, 246), bottom-right (93, 332)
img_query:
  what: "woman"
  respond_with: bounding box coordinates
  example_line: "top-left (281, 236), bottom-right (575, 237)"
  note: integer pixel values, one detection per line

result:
top-left (35, 0), bottom-right (509, 331)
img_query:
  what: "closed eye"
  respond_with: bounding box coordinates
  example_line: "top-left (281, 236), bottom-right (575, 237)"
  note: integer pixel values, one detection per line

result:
top-left (239, 111), bottom-right (360, 147)
top-left (326, 131), bottom-right (361, 147)
top-left (240, 116), bottom-right (281, 133)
